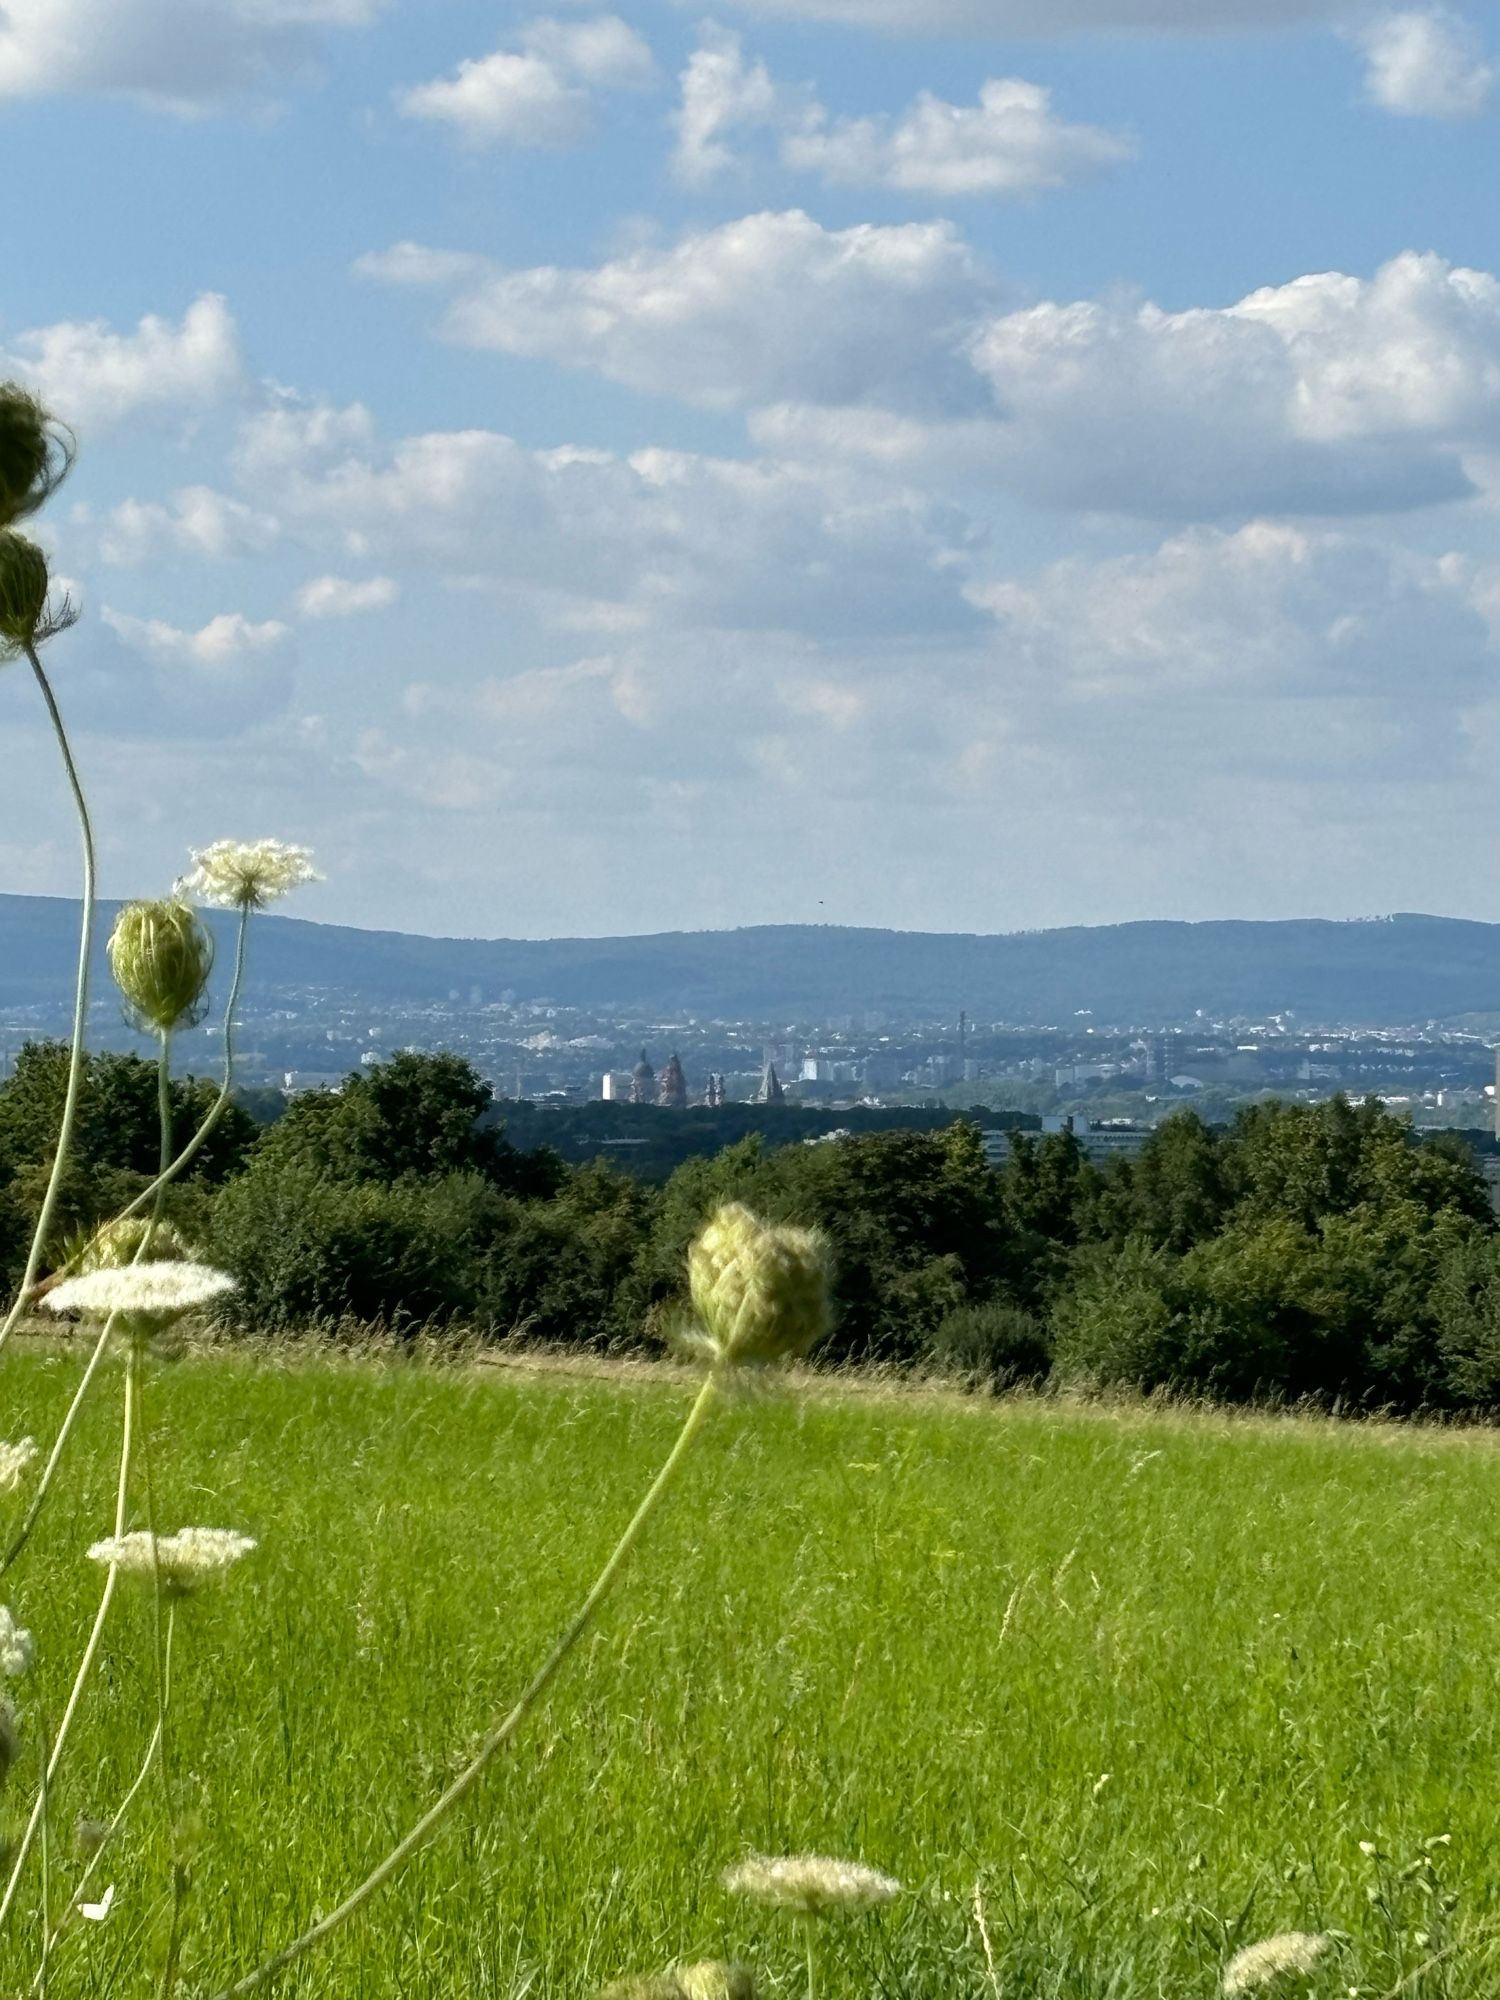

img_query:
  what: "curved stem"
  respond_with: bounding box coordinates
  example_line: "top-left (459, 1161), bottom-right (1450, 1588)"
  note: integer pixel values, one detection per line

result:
top-left (0, 646), bottom-right (96, 1361)
top-left (29, 1608), bottom-right (174, 1994)
top-left (208, 1372), bottom-right (721, 2000)
top-left (1, 1314), bottom-right (115, 1577)
top-left (0, 1343), bottom-right (136, 1933)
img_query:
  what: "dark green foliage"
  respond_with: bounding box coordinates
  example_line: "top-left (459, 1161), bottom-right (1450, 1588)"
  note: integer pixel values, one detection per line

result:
top-left (924, 1298), bottom-right (1052, 1388)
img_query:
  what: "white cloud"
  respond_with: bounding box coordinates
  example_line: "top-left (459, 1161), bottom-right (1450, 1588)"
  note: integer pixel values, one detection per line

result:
top-left (785, 77), bottom-right (1133, 195)
top-left (672, 24), bottom-right (786, 183)
top-left (1355, 8), bottom-right (1494, 118)
top-left (356, 211), bottom-right (994, 412)
top-left (673, 30), bottom-right (1131, 195)
top-left (758, 250), bottom-right (1500, 518)
top-left (103, 607), bottom-right (292, 668)
top-left (90, 487), bottom-right (278, 565)
top-left (296, 574), bottom-right (399, 617)
top-left (710, 0), bottom-right (1353, 30)
top-left (231, 401), bottom-right (980, 637)
top-left (0, 0), bottom-right (384, 110)
top-left (2, 296), bottom-right (243, 433)
top-left (398, 14), bottom-right (654, 147)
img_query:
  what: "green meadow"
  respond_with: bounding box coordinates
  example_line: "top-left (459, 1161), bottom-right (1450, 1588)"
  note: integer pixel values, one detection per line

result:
top-left (3, 1344), bottom-right (1500, 1998)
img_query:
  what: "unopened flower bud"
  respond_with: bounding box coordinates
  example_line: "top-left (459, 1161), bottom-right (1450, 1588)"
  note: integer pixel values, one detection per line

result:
top-left (108, 900), bottom-right (214, 1035)
top-left (0, 533), bottom-right (51, 657)
top-left (0, 387), bottom-right (72, 528)
top-left (687, 1203), bottom-right (830, 1367)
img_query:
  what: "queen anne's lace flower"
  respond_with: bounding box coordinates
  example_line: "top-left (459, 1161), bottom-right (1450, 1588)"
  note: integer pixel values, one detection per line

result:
top-left (0, 1605), bottom-right (35, 1677)
top-left (0, 1437), bottom-right (38, 1494)
top-left (176, 839), bottom-right (319, 911)
top-left (722, 1854), bottom-right (901, 1917)
top-left (1223, 1933), bottom-right (1330, 1994)
top-left (686, 1205), bottom-right (830, 1368)
top-left (43, 1262), bottom-right (235, 1327)
top-left (86, 1528), bottom-right (256, 1594)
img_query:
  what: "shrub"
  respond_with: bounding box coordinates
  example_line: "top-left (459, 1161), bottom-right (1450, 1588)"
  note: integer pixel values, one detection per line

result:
top-left (924, 1299), bottom-right (1051, 1389)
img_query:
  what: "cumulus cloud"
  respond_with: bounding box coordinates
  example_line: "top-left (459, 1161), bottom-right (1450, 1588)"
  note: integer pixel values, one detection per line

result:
top-left (756, 250), bottom-right (1500, 518)
top-left (103, 607), bottom-right (293, 668)
top-left (673, 29), bottom-right (1131, 195)
top-left (356, 211), bottom-right (994, 413)
top-left (0, 0), bottom-right (384, 110)
top-left (2, 296), bottom-right (243, 433)
top-left (296, 574), bottom-right (399, 616)
top-left (397, 14), bottom-right (655, 147)
top-left (90, 486), bottom-right (278, 566)
top-left (1354, 8), bottom-right (1494, 118)
top-left (229, 398), bottom-right (981, 636)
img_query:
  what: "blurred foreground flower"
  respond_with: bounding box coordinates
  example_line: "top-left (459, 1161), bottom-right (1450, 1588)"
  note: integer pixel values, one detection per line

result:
top-left (0, 1438), bottom-right (38, 1494)
top-left (44, 1261), bottom-right (235, 1336)
top-left (86, 1528), bottom-right (257, 1595)
top-left (1223, 1932), bottom-right (1330, 1993)
top-left (0, 385), bottom-right (73, 528)
top-left (722, 1854), bottom-right (900, 1917)
top-left (177, 839), bottom-right (319, 912)
top-left (602, 1970), bottom-right (755, 2000)
top-left (0, 1605), bottom-right (34, 1676)
top-left (686, 1204), bottom-right (830, 1368)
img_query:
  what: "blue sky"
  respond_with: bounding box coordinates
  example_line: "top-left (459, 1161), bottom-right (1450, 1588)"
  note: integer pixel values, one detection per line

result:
top-left (1, 0), bottom-right (1498, 940)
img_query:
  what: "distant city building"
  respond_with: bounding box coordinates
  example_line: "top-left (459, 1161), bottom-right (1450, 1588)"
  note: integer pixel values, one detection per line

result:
top-left (658, 1052), bottom-right (688, 1109)
top-left (703, 1072), bottom-right (727, 1107)
top-left (801, 1056), bottom-right (834, 1082)
top-left (630, 1049), bottom-right (655, 1105)
top-left (758, 1060), bottom-right (785, 1105)
top-left (862, 1053), bottom-right (903, 1090)
top-left (600, 1071), bottom-right (635, 1101)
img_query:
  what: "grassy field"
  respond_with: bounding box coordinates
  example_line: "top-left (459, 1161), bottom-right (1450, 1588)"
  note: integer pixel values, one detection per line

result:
top-left (2, 1345), bottom-right (1499, 1998)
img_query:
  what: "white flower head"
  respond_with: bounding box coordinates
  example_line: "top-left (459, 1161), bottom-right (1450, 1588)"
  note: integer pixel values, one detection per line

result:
top-left (86, 1527), bottom-right (257, 1596)
top-left (0, 1437), bottom-right (38, 1495)
top-left (176, 838), bottom-right (320, 912)
top-left (722, 1854), bottom-right (901, 1918)
top-left (1223, 1932), bottom-right (1331, 1994)
top-left (43, 1262), bottom-right (236, 1330)
top-left (0, 1605), bottom-right (34, 1676)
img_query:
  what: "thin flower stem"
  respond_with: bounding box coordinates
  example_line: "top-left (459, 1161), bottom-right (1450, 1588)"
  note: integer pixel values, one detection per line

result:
top-left (0, 645), bottom-right (96, 1362)
top-left (207, 1371), bottom-right (722, 2000)
top-left (29, 1608), bottom-right (174, 1995)
top-left (0, 1344), bottom-right (137, 1933)
top-left (2, 1315), bottom-right (115, 1576)
top-left (804, 1921), bottom-right (817, 2000)
top-left (36, 1721), bottom-right (50, 2000)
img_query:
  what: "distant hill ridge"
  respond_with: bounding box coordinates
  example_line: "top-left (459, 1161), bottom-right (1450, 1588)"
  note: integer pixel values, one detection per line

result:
top-left (0, 897), bottom-right (1497, 1027)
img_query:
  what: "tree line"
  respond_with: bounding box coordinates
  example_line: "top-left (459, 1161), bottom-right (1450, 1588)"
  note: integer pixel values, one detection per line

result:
top-left (5, 1040), bottom-right (1500, 1412)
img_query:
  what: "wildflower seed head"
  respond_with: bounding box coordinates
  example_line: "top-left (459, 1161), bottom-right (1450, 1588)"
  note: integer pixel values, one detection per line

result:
top-left (176, 838), bottom-right (320, 912)
top-left (0, 1606), bottom-right (34, 1678)
top-left (108, 899), bottom-right (214, 1036)
top-left (0, 532), bottom-right (52, 658)
top-left (722, 1854), bottom-right (901, 1919)
top-left (687, 1205), bottom-right (830, 1368)
top-left (86, 1527), bottom-right (256, 1596)
top-left (74, 1216), bottom-right (192, 1276)
top-left (680, 1966), bottom-right (757, 2000)
top-left (1223, 1933), bottom-right (1331, 1994)
top-left (0, 1438), bottom-right (38, 1495)
top-left (43, 1261), bottom-right (236, 1334)
top-left (0, 386), bottom-right (73, 527)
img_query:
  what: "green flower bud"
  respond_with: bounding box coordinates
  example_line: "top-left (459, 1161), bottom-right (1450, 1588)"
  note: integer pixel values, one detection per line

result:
top-left (0, 533), bottom-right (51, 658)
top-left (108, 899), bottom-right (215, 1035)
top-left (0, 386), bottom-right (72, 528)
top-left (75, 1215), bottom-right (192, 1275)
top-left (687, 1202), bottom-right (830, 1367)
